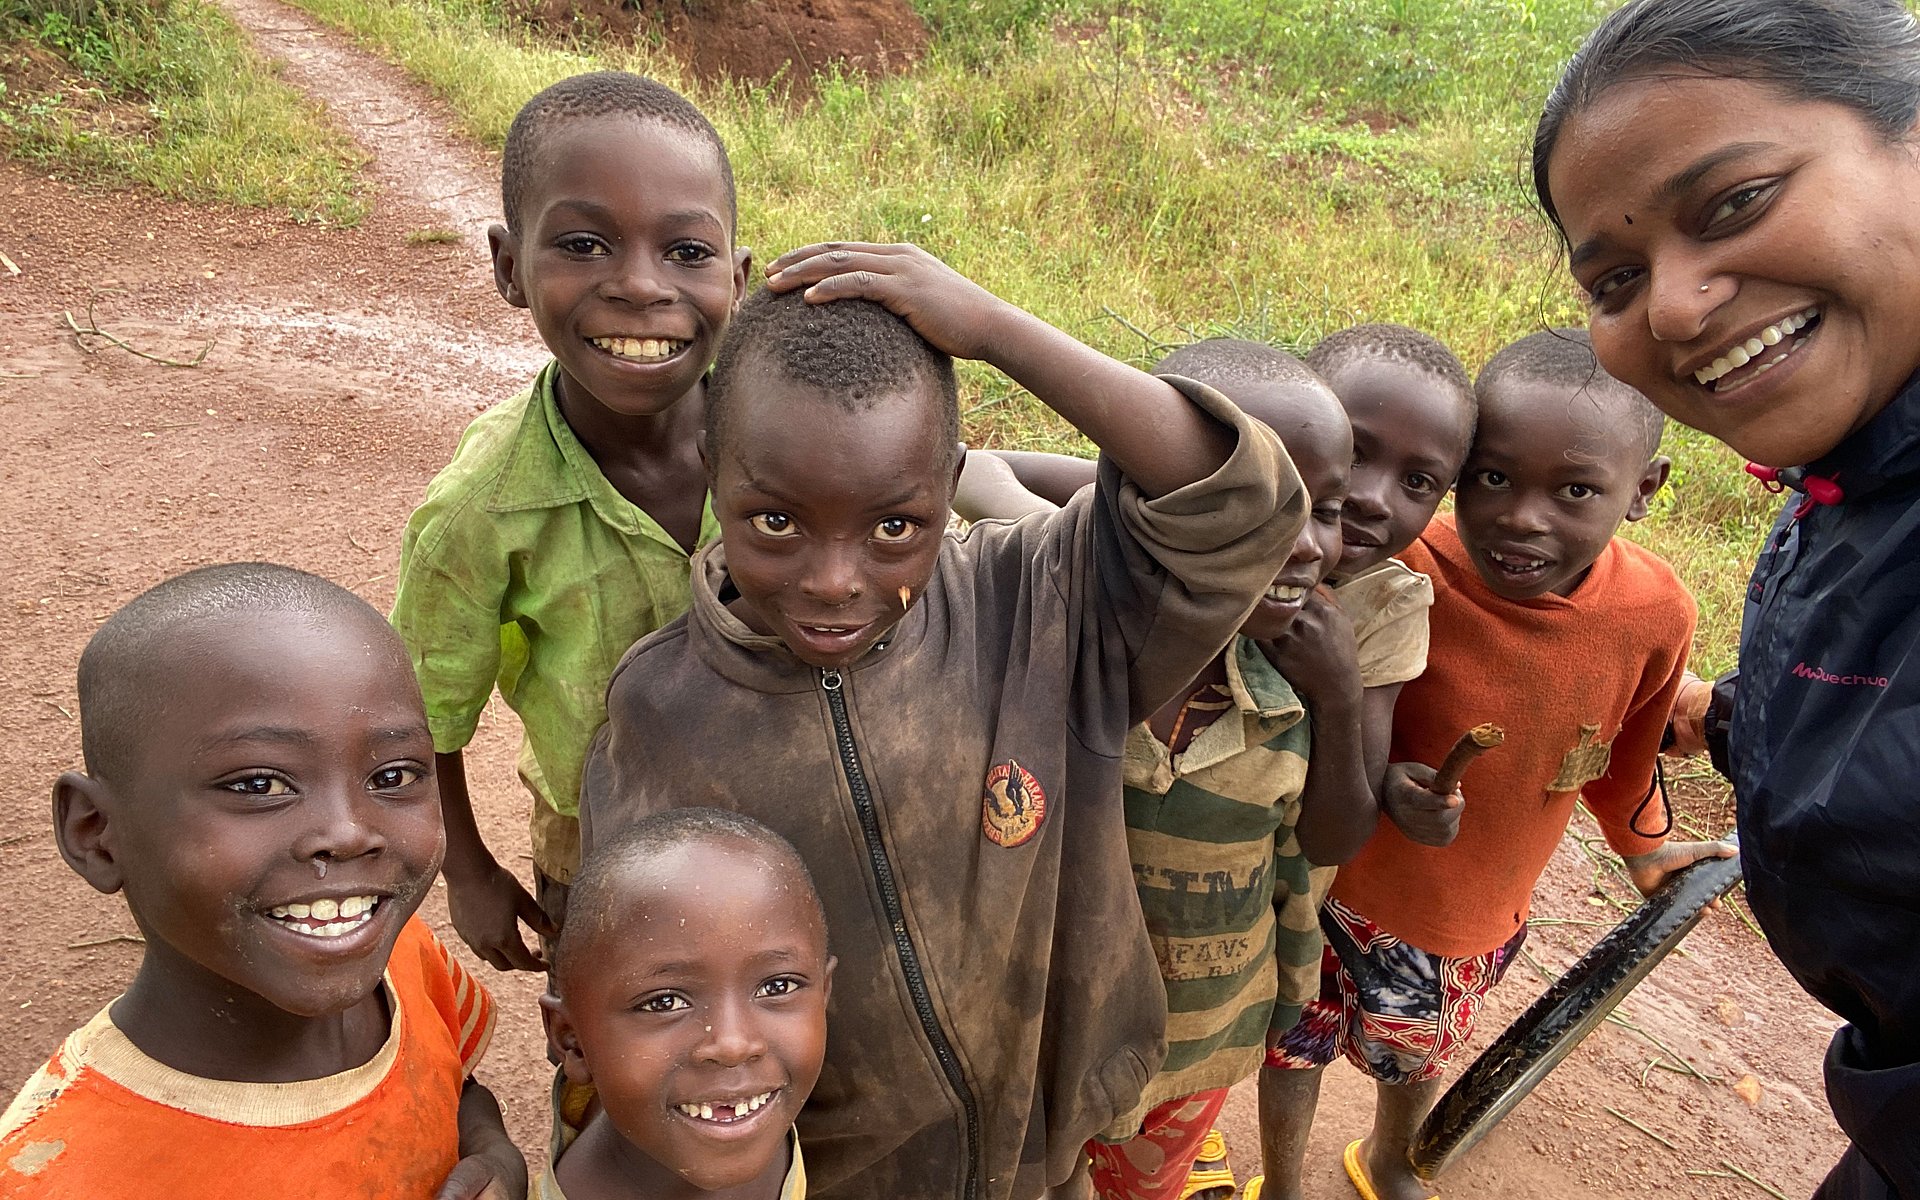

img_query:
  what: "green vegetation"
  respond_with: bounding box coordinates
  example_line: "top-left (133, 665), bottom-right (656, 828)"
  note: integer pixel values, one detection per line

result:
top-left (0, 0), bottom-right (364, 221)
top-left (0, 0), bottom-right (1776, 668)
top-left (276, 0), bottom-right (1768, 669)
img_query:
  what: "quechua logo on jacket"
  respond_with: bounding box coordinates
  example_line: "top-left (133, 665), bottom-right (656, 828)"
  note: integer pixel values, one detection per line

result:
top-left (982, 760), bottom-right (1047, 847)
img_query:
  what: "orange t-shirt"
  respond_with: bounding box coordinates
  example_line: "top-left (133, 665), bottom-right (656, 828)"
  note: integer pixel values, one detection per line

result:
top-left (1331, 517), bottom-right (1696, 958)
top-left (0, 918), bottom-right (494, 1199)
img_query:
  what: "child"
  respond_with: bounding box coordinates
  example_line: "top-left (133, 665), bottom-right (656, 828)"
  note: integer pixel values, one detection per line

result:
top-left (1084, 342), bottom-right (1377, 1200)
top-left (1536, 4), bottom-right (1920, 1185)
top-left (0, 564), bottom-right (524, 1199)
top-left (389, 71), bottom-right (749, 970)
top-left (1260, 330), bottom-right (1735, 1200)
top-left (1304, 324), bottom-right (1478, 786)
top-left (538, 809), bottom-right (833, 1200)
top-left (582, 243), bottom-right (1304, 1200)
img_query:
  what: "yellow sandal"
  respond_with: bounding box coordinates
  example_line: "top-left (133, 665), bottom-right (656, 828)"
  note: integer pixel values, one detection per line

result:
top-left (1179, 1129), bottom-right (1237, 1200)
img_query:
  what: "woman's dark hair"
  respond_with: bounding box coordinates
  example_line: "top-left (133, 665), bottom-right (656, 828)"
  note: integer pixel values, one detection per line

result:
top-left (1533, 0), bottom-right (1920, 236)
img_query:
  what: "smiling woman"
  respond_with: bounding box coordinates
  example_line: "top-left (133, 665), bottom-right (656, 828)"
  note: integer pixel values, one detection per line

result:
top-left (1534, 2), bottom-right (1920, 1193)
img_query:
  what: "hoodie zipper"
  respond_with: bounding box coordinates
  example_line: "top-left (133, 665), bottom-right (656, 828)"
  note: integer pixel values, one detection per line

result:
top-left (820, 667), bottom-right (980, 1200)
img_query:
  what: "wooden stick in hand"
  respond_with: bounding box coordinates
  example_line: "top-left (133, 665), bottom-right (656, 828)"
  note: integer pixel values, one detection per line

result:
top-left (1431, 723), bottom-right (1506, 796)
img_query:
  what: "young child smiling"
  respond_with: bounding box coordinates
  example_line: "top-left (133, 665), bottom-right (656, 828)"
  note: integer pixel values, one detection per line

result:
top-left (0, 564), bottom-right (521, 1200)
top-left (538, 809), bottom-right (832, 1200)
top-left (583, 244), bottom-right (1303, 1200)
top-left (391, 72), bottom-right (749, 970)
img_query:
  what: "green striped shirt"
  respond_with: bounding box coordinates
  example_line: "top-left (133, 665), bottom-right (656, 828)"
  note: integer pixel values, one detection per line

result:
top-left (1115, 634), bottom-right (1328, 1126)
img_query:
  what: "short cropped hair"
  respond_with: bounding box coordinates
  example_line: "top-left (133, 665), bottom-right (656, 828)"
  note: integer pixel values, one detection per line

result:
top-left (1477, 328), bottom-right (1665, 460)
top-left (502, 71), bottom-right (735, 233)
top-left (1154, 338), bottom-right (1324, 391)
top-left (1306, 323), bottom-right (1475, 404)
top-left (704, 288), bottom-right (959, 467)
top-left (555, 809), bottom-right (825, 993)
top-left (78, 564), bottom-right (386, 785)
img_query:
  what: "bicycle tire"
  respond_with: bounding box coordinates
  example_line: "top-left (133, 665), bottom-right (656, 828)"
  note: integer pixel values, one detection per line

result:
top-left (1409, 847), bottom-right (1744, 1181)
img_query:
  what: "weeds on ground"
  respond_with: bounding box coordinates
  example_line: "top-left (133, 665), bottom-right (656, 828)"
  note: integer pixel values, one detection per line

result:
top-left (0, 0), bottom-right (365, 221)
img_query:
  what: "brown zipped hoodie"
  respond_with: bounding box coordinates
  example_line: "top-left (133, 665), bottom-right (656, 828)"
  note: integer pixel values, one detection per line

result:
top-left (581, 379), bottom-right (1303, 1200)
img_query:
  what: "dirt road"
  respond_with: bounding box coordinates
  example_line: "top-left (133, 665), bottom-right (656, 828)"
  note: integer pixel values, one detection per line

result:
top-left (0, 0), bottom-right (1849, 1190)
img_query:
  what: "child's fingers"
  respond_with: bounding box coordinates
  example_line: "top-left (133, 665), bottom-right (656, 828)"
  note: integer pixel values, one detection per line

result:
top-left (766, 252), bottom-right (903, 298)
top-left (766, 241), bottom-right (910, 274)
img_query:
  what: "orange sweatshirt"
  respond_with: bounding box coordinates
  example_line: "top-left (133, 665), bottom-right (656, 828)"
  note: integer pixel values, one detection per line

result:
top-left (1331, 517), bottom-right (1696, 958)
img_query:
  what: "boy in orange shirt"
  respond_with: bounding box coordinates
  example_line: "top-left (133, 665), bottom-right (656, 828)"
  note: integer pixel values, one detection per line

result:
top-left (0, 564), bottom-right (521, 1200)
top-left (1259, 330), bottom-right (1735, 1200)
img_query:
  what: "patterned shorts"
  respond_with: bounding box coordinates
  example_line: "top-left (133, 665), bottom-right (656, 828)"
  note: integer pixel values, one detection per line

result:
top-left (1263, 898), bottom-right (1524, 1084)
top-left (1086, 1089), bottom-right (1230, 1200)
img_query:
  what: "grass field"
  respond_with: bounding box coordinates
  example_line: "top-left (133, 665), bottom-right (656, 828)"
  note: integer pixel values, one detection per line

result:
top-left (0, 0), bottom-right (1780, 671)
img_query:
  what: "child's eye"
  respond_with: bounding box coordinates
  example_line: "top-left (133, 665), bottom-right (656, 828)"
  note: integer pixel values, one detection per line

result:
top-left (1558, 483), bottom-right (1599, 501)
top-left (1313, 503), bottom-right (1344, 525)
top-left (873, 517), bottom-right (917, 542)
top-left (556, 234), bottom-right (609, 257)
top-left (222, 774), bottom-right (293, 797)
top-left (368, 765), bottom-right (423, 791)
top-left (1471, 469), bottom-right (1509, 490)
top-left (1403, 473), bottom-right (1437, 496)
top-left (750, 513), bottom-right (798, 538)
top-left (637, 993), bottom-right (691, 1014)
top-left (667, 241), bottom-right (717, 265)
top-left (756, 976), bottom-right (804, 999)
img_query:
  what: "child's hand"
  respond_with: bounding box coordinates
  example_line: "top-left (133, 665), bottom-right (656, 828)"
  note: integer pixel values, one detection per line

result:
top-left (444, 855), bottom-right (555, 973)
top-left (1621, 839), bottom-right (1739, 898)
top-left (1381, 761), bottom-right (1464, 847)
top-left (1663, 671), bottom-right (1714, 757)
top-left (764, 242), bottom-right (1012, 363)
top-left (436, 1152), bottom-right (524, 1200)
top-left (444, 1080), bottom-right (528, 1200)
top-left (1260, 588), bottom-right (1362, 708)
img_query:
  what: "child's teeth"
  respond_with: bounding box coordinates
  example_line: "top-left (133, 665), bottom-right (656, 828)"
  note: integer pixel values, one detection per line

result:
top-left (310, 898), bottom-right (338, 921)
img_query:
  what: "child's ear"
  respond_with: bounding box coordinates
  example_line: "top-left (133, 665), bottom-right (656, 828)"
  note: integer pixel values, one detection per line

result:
top-left (1626, 454), bottom-right (1673, 522)
top-left (488, 223), bottom-right (528, 309)
top-left (731, 246), bottom-right (753, 311)
top-left (52, 772), bottom-right (124, 896)
top-left (949, 444), bottom-right (969, 499)
top-left (540, 992), bottom-right (593, 1086)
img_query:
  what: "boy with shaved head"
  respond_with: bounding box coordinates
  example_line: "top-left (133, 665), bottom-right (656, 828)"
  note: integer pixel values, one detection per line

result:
top-left (583, 245), bottom-right (1305, 1200)
top-left (1, 563), bottom-right (522, 1200)
top-left (391, 71), bottom-right (748, 972)
top-left (538, 809), bottom-right (833, 1200)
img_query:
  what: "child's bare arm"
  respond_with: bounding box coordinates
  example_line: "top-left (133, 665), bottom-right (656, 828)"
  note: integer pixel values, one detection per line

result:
top-left (954, 452), bottom-right (1060, 522)
top-left (438, 750), bottom-right (556, 973)
top-left (992, 449), bottom-right (1098, 507)
top-left (1359, 681), bottom-right (1402, 795)
top-left (765, 244), bottom-right (1236, 499)
top-left (1263, 590), bottom-right (1378, 864)
top-left (437, 1079), bottom-right (528, 1200)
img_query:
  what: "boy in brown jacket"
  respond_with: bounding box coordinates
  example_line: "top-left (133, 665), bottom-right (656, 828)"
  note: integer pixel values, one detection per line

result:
top-left (582, 243), bottom-right (1303, 1200)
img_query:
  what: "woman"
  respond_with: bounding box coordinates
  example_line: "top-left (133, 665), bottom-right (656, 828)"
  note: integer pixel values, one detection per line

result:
top-left (1532, 2), bottom-right (1920, 1193)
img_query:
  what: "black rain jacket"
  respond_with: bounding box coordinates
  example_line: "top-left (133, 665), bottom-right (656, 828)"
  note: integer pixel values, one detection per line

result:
top-left (1734, 372), bottom-right (1920, 1193)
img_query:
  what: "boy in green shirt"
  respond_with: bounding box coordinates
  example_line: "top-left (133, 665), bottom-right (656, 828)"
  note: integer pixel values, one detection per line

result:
top-left (389, 71), bottom-right (748, 970)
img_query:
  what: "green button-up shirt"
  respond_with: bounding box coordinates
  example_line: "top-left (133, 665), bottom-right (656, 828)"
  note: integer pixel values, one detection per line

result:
top-left (391, 362), bottom-right (716, 877)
